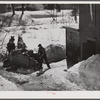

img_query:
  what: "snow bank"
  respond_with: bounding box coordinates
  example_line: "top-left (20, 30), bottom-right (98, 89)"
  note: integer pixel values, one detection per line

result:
top-left (66, 54), bottom-right (100, 90)
top-left (46, 44), bottom-right (66, 63)
top-left (66, 61), bottom-right (86, 90)
top-left (0, 70), bottom-right (29, 86)
top-left (23, 59), bottom-right (85, 91)
top-left (0, 75), bottom-right (21, 91)
top-left (79, 54), bottom-right (100, 90)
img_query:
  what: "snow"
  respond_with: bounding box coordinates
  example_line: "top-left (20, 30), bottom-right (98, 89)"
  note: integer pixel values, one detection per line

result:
top-left (0, 59), bottom-right (86, 91)
top-left (0, 10), bottom-right (81, 91)
top-left (0, 10), bottom-right (100, 91)
top-left (21, 59), bottom-right (85, 91)
top-left (79, 54), bottom-right (100, 90)
top-left (0, 75), bottom-right (22, 91)
top-left (2, 53), bottom-right (100, 91)
top-left (65, 54), bottom-right (100, 90)
top-left (46, 44), bottom-right (66, 63)
top-left (66, 61), bottom-right (86, 89)
top-left (22, 27), bottom-right (66, 51)
top-left (0, 10), bottom-right (76, 62)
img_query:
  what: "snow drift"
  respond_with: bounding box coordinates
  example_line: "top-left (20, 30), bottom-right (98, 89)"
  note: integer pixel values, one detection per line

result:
top-left (46, 44), bottom-right (66, 63)
top-left (0, 75), bottom-right (22, 91)
top-left (67, 54), bottom-right (100, 90)
top-left (79, 54), bottom-right (100, 90)
top-left (66, 61), bottom-right (86, 90)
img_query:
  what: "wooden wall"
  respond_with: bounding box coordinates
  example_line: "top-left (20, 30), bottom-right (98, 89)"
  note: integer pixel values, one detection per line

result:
top-left (79, 4), bottom-right (100, 60)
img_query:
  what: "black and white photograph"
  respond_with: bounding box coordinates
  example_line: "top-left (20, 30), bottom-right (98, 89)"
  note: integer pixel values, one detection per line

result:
top-left (0, 3), bottom-right (99, 92)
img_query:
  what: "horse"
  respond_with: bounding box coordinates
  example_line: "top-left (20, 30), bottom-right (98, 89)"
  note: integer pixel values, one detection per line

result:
top-left (17, 35), bottom-right (26, 51)
top-left (6, 36), bottom-right (15, 54)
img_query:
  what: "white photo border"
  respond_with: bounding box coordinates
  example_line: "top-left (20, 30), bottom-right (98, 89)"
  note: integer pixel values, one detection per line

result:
top-left (0, 1), bottom-right (100, 99)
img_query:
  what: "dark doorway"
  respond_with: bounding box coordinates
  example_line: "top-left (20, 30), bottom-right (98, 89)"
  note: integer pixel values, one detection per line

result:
top-left (82, 40), bottom-right (96, 60)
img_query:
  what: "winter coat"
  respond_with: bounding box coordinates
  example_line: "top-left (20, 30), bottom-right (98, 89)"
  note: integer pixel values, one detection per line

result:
top-left (38, 46), bottom-right (46, 59)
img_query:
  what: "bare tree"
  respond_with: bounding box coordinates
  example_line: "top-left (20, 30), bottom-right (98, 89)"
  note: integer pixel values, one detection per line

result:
top-left (22, 4), bottom-right (24, 14)
top-left (11, 4), bottom-right (25, 15)
top-left (11, 4), bottom-right (15, 15)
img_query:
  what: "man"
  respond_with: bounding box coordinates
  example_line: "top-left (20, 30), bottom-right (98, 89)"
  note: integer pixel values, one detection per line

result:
top-left (38, 44), bottom-right (51, 70)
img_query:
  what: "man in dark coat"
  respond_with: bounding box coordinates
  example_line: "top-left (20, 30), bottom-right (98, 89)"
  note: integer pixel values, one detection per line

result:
top-left (38, 44), bottom-right (51, 70)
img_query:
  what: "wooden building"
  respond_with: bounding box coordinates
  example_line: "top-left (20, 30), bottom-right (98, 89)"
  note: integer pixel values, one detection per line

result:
top-left (79, 4), bottom-right (100, 60)
top-left (65, 27), bottom-right (79, 64)
top-left (65, 4), bottom-right (100, 65)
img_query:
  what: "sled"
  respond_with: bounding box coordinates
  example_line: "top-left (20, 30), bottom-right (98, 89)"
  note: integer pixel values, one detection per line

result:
top-left (3, 50), bottom-right (40, 73)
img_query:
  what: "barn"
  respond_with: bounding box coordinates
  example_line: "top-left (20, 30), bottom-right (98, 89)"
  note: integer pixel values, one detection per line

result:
top-left (79, 4), bottom-right (100, 60)
top-left (65, 4), bottom-right (100, 64)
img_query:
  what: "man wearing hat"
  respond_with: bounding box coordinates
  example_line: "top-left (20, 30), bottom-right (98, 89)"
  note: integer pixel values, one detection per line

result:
top-left (38, 44), bottom-right (51, 70)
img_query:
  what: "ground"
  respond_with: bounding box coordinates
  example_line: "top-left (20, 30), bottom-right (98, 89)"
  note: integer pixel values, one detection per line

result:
top-left (0, 10), bottom-right (83, 91)
top-left (0, 59), bottom-right (85, 91)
